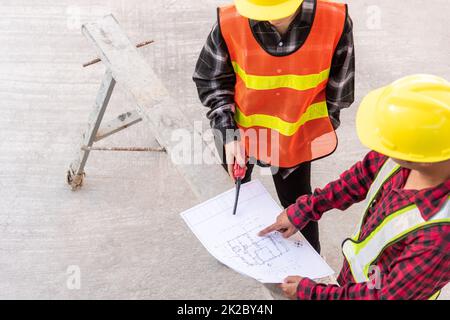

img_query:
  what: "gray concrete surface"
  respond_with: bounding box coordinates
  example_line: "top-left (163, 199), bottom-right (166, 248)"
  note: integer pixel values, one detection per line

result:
top-left (0, 0), bottom-right (448, 299)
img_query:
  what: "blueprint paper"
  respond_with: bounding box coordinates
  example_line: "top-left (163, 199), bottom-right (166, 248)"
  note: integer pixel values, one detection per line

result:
top-left (180, 180), bottom-right (334, 283)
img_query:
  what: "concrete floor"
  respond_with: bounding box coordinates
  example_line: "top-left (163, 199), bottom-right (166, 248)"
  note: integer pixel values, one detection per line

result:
top-left (0, 0), bottom-right (448, 299)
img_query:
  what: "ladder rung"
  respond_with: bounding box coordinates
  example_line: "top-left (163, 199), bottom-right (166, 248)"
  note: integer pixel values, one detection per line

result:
top-left (81, 146), bottom-right (165, 152)
top-left (95, 110), bottom-right (142, 142)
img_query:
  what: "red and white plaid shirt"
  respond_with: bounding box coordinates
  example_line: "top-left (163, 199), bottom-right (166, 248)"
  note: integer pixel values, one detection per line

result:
top-left (287, 151), bottom-right (450, 300)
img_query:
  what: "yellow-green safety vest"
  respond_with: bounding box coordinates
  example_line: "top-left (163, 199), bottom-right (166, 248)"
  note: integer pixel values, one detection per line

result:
top-left (342, 158), bottom-right (450, 300)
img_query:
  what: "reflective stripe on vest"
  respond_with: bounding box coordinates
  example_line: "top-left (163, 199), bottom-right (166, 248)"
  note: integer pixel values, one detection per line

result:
top-left (352, 159), bottom-right (401, 240)
top-left (219, 2), bottom-right (346, 167)
top-left (235, 101), bottom-right (328, 137)
top-left (342, 159), bottom-right (450, 300)
top-left (232, 62), bottom-right (331, 91)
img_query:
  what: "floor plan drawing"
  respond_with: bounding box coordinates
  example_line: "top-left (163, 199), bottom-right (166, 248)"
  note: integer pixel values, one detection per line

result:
top-left (227, 231), bottom-right (288, 266)
top-left (181, 180), bottom-right (334, 283)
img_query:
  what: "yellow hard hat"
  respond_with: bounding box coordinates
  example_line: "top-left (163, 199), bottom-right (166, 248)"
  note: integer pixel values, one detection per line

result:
top-left (234, 0), bottom-right (304, 21)
top-left (356, 75), bottom-right (450, 163)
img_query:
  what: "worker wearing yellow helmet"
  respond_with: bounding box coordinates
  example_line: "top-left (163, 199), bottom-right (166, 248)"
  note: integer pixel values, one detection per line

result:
top-left (194, 0), bottom-right (355, 253)
top-left (260, 75), bottom-right (450, 300)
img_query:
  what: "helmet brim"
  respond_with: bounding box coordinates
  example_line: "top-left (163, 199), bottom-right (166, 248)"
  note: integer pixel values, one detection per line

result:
top-left (235, 0), bottom-right (303, 21)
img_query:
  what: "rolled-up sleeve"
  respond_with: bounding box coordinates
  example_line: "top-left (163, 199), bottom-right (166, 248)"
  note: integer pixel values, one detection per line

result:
top-left (193, 22), bottom-right (238, 144)
top-left (326, 10), bottom-right (355, 130)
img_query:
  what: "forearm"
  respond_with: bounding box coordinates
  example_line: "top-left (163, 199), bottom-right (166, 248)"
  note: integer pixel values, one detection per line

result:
top-left (296, 278), bottom-right (381, 300)
top-left (206, 103), bottom-right (239, 143)
top-left (297, 268), bottom-right (447, 301)
top-left (297, 278), bottom-right (357, 300)
top-left (287, 151), bottom-right (387, 229)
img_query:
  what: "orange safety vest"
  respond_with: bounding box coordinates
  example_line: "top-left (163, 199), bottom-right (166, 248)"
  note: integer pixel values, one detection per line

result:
top-left (219, 1), bottom-right (347, 168)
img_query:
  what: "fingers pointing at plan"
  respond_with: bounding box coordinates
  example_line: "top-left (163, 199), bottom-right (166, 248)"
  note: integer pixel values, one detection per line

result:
top-left (258, 210), bottom-right (298, 239)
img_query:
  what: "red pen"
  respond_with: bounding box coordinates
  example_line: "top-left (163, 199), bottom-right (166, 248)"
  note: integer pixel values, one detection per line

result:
top-left (232, 162), bottom-right (246, 215)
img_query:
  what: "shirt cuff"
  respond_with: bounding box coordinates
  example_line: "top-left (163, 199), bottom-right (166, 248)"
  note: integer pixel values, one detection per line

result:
top-left (214, 125), bottom-right (240, 145)
top-left (286, 196), bottom-right (311, 230)
top-left (296, 277), bottom-right (318, 300)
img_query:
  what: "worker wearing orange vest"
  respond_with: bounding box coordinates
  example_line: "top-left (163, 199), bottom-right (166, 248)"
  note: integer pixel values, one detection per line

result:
top-left (193, 0), bottom-right (355, 252)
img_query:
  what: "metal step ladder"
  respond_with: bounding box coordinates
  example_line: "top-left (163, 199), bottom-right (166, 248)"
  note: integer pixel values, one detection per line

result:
top-left (67, 14), bottom-right (230, 200)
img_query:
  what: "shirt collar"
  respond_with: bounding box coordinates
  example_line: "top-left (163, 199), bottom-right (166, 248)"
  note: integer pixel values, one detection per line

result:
top-left (398, 168), bottom-right (450, 220)
top-left (414, 179), bottom-right (450, 220)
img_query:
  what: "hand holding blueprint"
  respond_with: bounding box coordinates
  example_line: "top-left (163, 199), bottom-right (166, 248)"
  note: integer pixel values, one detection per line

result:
top-left (180, 180), bottom-right (334, 283)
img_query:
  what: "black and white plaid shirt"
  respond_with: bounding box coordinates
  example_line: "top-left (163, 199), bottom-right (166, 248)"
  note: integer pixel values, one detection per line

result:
top-left (193, 0), bottom-right (355, 168)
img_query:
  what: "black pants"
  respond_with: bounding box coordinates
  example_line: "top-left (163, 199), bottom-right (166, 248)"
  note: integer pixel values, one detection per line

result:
top-left (216, 142), bottom-right (321, 253)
